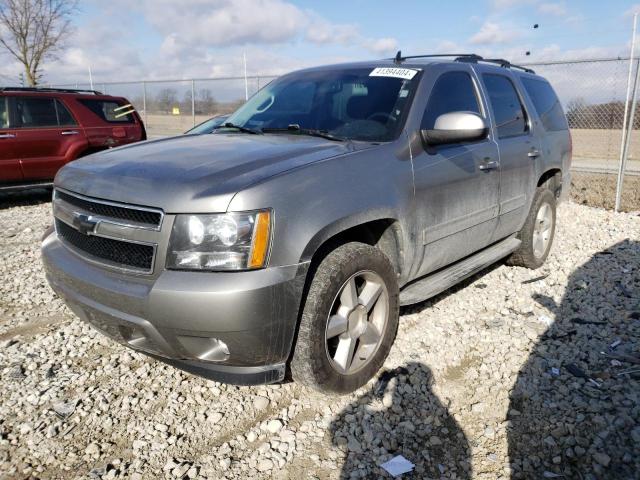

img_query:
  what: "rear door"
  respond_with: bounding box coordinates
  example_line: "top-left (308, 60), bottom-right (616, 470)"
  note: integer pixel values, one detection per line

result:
top-left (479, 72), bottom-right (538, 241)
top-left (12, 96), bottom-right (87, 180)
top-left (0, 96), bottom-right (22, 183)
top-left (518, 76), bottom-right (570, 194)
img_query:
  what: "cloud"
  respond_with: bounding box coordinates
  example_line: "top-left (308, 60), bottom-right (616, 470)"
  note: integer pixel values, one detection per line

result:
top-left (469, 22), bottom-right (520, 45)
top-left (625, 4), bottom-right (640, 17)
top-left (491, 0), bottom-right (535, 9)
top-left (140, 0), bottom-right (307, 48)
top-left (304, 14), bottom-right (358, 45)
top-left (366, 37), bottom-right (399, 55)
top-left (538, 2), bottom-right (567, 16)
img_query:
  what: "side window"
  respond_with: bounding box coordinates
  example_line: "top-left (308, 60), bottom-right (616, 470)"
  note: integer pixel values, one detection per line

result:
top-left (55, 99), bottom-right (77, 126)
top-left (0, 97), bottom-right (8, 128)
top-left (15, 97), bottom-right (59, 128)
top-left (78, 99), bottom-right (134, 123)
top-left (422, 71), bottom-right (481, 130)
top-left (482, 74), bottom-right (528, 138)
top-left (521, 78), bottom-right (567, 131)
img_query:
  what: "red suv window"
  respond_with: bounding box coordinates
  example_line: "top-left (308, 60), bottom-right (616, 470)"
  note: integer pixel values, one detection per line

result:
top-left (78, 99), bottom-right (135, 124)
top-left (0, 97), bottom-right (8, 128)
top-left (14, 97), bottom-right (77, 127)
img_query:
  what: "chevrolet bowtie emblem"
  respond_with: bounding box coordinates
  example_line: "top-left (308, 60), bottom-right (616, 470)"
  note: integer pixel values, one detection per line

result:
top-left (72, 212), bottom-right (98, 235)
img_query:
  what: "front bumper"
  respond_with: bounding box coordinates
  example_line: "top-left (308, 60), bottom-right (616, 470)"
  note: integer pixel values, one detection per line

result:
top-left (42, 232), bottom-right (309, 385)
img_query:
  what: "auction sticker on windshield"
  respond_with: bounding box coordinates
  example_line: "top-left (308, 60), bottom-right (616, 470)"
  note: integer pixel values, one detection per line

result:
top-left (370, 67), bottom-right (419, 80)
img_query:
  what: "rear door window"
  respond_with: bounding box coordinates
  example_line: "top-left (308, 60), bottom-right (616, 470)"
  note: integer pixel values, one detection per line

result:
top-left (11, 97), bottom-right (78, 128)
top-left (482, 74), bottom-right (528, 138)
top-left (14, 97), bottom-right (59, 127)
top-left (78, 99), bottom-right (135, 123)
top-left (521, 77), bottom-right (568, 131)
top-left (422, 71), bottom-right (482, 129)
top-left (55, 99), bottom-right (78, 126)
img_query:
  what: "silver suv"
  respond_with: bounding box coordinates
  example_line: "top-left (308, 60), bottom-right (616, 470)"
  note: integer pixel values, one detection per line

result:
top-left (42, 53), bottom-right (571, 394)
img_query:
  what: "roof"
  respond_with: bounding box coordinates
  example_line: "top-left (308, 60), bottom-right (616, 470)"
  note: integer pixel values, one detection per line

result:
top-left (289, 53), bottom-right (542, 79)
top-left (0, 87), bottom-right (106, 96)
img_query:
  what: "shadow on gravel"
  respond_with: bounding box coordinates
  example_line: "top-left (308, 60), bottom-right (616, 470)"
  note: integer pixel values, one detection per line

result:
top-left (508, 240), bottom-right (640, 479)
top-left (0, 188), bottom-right (52, 210)
top-left (330, 362), bottom-right (471, 479)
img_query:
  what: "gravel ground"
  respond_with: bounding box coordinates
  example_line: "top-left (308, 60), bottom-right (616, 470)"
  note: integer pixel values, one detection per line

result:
top-left (0, 191), bottom-right (639, 480)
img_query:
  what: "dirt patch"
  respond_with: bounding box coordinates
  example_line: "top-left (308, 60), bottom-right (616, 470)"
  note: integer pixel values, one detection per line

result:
top-left (570, 171), bottom-right (640, 212)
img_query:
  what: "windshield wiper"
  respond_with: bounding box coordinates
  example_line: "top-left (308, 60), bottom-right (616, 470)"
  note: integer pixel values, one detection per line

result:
top-left (212, 122), bottom-right (262, 135)
top-left (262, 124), bottom-right (345, 142)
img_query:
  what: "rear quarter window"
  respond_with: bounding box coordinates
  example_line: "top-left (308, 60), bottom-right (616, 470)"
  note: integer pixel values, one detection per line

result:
top-left (79, 99), bottom-right (135, 123)
top-left (521, 78), bottom-right (568, 132)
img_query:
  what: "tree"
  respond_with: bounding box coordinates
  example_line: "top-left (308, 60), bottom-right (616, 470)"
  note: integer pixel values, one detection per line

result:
top-left (198, 89), bottom-right (218, 115)
top-left (156, 88), bottom-right (177, 114)
top-left (0, 0), bottom-right (77, 86)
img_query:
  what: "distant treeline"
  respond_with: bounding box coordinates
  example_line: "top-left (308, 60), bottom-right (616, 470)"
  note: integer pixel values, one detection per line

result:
top-left (566, 98), bottom-right (640, 130)
top-left (129, 88), bottom-right (245, 116)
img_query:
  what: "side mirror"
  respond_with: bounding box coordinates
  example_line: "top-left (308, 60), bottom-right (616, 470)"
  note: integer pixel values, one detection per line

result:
top-left (421, 111), bottom-right (488, 146)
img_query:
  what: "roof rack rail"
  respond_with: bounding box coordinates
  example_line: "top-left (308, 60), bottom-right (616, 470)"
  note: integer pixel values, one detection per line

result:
top-left (455, 55), bottom-right (536, 74)
top-left (393, 51), bottom-right (479, 64)
top-left (392, 51), bottom-right (535, 74)
top-left (0, 87), bottom-right (103, 95)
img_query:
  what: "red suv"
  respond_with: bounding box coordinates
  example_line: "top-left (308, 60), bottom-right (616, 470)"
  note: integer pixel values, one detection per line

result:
top-left (0, 87), bottom-right (146, 191)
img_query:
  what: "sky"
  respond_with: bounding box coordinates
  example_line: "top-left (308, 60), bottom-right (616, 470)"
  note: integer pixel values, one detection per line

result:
top-left (0, 0), bottom-right (639, 87)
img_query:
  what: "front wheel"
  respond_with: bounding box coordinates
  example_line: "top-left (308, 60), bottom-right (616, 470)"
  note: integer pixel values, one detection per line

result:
top-left (507, 187), bottom-right (557, 269)
top-left (290, 242), bottom-right (399, 394)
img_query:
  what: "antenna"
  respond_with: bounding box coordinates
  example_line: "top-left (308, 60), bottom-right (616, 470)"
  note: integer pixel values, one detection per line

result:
top-left (394, 50), bottom-right (403, 64)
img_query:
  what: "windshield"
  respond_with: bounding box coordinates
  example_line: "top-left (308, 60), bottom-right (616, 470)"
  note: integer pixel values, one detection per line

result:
top-left (185, 115), bottom-right (229, 134)
top-left (224, 67), bottom-right (420, 142)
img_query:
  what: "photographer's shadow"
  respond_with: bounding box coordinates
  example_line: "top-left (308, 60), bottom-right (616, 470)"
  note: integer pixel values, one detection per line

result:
top-left (330, 362), bottom-right (471, 479)
top-left (508, 239), bottom-right (640, 479)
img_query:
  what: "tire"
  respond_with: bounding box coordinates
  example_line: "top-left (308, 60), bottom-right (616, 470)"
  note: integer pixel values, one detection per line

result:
top-left (290, 242), bottom-right (399, 394)
top-left (507, 187), bottom-right (557, 269)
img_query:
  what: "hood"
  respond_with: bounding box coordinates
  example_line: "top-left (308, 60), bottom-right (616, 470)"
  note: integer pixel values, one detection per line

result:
top-left (55, 133), bottom-right (364, 213)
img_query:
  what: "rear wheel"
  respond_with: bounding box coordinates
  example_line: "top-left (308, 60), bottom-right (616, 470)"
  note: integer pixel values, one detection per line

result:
top-left (507, 187), bottom-right (556, 269)
top-left (290, 242), bottom-right (399, 394)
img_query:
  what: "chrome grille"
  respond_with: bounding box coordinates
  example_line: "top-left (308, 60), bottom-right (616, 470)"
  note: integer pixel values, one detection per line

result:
top-left (55, 190), bottom-right (162, 229)
top-left (53, 189), bottom-right (162, 274)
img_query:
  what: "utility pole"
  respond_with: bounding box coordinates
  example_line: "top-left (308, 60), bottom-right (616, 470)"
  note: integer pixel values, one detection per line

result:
top-left (616, 13), bottom-right (638, 212)
top-left (88, 65), bottom-right (94, 90)
top-left (243, 52), bottom-right (248, 101)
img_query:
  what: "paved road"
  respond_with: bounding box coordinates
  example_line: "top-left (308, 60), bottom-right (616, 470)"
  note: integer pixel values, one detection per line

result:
top-left (572, 157), bottom-right (640, 176)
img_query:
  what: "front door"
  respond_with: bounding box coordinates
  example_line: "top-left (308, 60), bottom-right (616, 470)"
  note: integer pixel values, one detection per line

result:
top-left (11, 96), bottom-right (85, 180)
top-left (479, 73), bottom-right (537, 241)
top-left (0, 96), bottom-right (22, 183)
top-left (412, 69), bottom-right (500, 278)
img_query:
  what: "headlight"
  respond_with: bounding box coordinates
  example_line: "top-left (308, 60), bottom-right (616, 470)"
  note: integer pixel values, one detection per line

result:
top-left (167, 210), bottom-right (271, 271)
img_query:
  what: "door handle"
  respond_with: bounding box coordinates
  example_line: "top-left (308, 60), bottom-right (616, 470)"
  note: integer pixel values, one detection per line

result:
top-left (0, 133), bottom-right (16, 139)
top-left (528, 149), bottom-right (541, 158)
top-left (479, 160), bottom-right (499, 171)
top-left (61, 130), bottom-right (79, 135)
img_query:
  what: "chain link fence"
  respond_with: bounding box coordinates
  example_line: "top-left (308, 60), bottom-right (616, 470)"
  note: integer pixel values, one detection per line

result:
top-left (52, 57), bottom-right (640, 211)
top-left (521, 57), bottom-right (640, 211)
top-left (52, 75), bottom-right (277, 137)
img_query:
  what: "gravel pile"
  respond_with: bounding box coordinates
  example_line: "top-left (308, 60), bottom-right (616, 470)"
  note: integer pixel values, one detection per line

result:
top-left (0, 192), bottom-right (638, 479)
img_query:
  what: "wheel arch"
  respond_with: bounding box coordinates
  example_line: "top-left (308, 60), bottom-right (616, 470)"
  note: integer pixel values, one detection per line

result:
top-left (537, 168), bottom-right (563, 198)
top-left (301, 215), bottom-right (405, 279)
